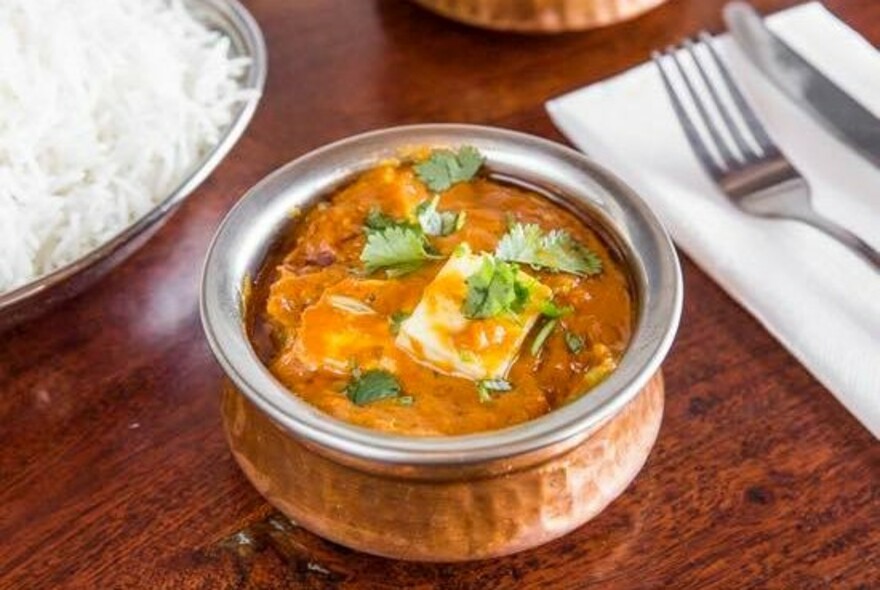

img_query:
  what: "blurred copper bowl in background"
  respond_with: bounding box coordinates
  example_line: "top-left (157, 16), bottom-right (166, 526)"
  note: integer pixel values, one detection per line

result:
top-left (201, 125), bottom-right (682, 561)
top-left (410, 0), bottom-right (671, 32)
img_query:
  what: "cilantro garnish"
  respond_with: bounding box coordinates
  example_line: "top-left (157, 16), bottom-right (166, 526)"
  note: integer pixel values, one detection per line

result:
top-left (389, 310), bottom-right (411, 335)
top-left (496, 223), bottom-right (602, 277)
top-left (361, 225), bottom-right (438, 278)
top-left (344, 369), bottom-right (403, 405)
top-left (530, 319), bottom-right (557, 356)
top-left (476, 378), bottom-right (512, 403)
top-left (416, 196), bottom-right (465, 237)
top-left (540, 300), bottom-right (573, 319)
top-left (453, 242), bottom-right (471, 257)
top-left (414, 146), bottom-right (485, 192)
top-left (461, 256), bottom-right (530, 319)
top-left (564, 331), bottom-right (585, 354)
top-left (364, 207), bottom-right (401, 232)
top-left (458, 350), bottom-right (477, 364)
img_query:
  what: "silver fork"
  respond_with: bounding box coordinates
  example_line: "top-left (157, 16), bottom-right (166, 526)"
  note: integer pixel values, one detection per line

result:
top-left (653, 32), bottom-right (880, 271)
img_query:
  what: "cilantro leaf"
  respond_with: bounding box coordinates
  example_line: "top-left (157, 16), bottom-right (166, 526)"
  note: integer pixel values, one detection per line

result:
top-left (543, 230), bottom-right (603, 275)
top-left (540, 300), bottom-right (573, 319)
top-left (361, 225), bottom-right (437, 278)
top-left (564, 331), bottom-right (585, 354)
top-left (530, 319), bottom-right (557, 356)
top-left (364, 207), bottom-right (401, 232)
top-left (344, 369), bottom-right (402, 405)
top-left (389, 310), bottom-right (411, 335)
top-left (496, 222), bottom-right (541, 261)
top-left (416, 196), bottom-right (465, 237)
top-left (476, 378), bottom-right (513, 403)
top-left (496, 223), bottom-right (603, 276)
top-left (461, 256), bottom-right (530, 319)
top-left (414, 146), bottom-right (485, 192)
top-left (455, 146), bottom-right (484, 180)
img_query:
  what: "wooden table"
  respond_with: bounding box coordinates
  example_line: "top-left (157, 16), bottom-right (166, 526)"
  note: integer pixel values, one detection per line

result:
top-left (2, 0), bottom-right (878, 587)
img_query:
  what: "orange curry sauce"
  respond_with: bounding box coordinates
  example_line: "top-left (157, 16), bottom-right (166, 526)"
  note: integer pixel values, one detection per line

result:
top-left (249, 162), bottom-right (633, 435)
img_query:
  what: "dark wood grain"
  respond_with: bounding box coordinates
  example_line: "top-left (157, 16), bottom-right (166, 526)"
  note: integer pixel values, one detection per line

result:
top-left (1, 0), bottom-right (878, 588)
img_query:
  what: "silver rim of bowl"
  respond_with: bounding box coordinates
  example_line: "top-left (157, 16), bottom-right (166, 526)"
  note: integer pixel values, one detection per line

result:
top-left (200, 124), bottom-right (683, 466)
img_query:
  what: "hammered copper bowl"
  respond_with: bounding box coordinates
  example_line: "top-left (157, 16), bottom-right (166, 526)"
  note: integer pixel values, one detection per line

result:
top-left (410, 0), bottom-right (671, 33)
top-left (200, 124), bottom-right (682, 562)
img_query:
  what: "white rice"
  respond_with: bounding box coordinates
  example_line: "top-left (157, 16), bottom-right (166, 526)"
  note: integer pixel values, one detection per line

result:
top-left (0, 0), bottom-right (255, 293)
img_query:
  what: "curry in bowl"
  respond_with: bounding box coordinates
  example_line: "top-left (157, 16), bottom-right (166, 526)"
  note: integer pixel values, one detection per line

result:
top-left (204, 125), bottom-right (681, 561)
top-left (249, 147), bottom-right (633, 435)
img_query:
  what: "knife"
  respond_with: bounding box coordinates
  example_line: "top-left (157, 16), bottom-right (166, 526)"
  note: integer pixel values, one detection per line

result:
top-left (723, 1), bottom-right (880, 169)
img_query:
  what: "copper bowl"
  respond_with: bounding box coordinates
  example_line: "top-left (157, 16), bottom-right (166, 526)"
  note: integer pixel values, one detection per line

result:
top-left (201, 125), bottom-right (682, 561)
top-left (410, 0), bottom-right (671, 33)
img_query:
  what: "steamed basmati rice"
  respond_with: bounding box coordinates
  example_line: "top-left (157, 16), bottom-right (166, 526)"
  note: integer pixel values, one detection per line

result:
top-left (0, 0), bottom-right (255, 293)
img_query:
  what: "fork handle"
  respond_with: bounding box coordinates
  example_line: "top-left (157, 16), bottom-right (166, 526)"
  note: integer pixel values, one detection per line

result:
top-left (791, 209), bottom-right (880, 271)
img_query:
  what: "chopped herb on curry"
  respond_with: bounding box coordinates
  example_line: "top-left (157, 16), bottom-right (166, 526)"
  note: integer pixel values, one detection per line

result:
top-left (540, 300), bottom-right (573, 319)
top-left (414, 146), bottom-right (484, 192)
top-left (364, 207), bottom-right (404, 232)
top-left (530, 319), bottom-right (558, 356)
top-left (496, 222), bottom-right (602, 276)
top-left (564, 331), bottom-right (585, 354)
top-left (477, 378), bottom-right (513, 403)
top-left (345, 368), bottom-right (403, 405)
top-left (389, 310), bottom-right (411, 335)
top-left (416, 195), bottom-right (465, 237)
top-left (461, 256), bottom-right (530, 320)
top-left (360, 225), bottom-right (438, 277)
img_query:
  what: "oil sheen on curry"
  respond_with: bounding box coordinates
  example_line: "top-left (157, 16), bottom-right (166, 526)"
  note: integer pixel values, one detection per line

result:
top-left (250, 147), bottom-right (633, 436)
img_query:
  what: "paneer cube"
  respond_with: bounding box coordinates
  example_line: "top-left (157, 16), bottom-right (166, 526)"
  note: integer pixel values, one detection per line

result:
top-left (395, 249), bottom-right (552, 380)
top-left (292, 278), bottom-right (402, 374)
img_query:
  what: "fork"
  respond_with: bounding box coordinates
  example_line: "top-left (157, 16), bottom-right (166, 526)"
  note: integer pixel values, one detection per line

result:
top-left (653, 32), bottom-right (880, 271)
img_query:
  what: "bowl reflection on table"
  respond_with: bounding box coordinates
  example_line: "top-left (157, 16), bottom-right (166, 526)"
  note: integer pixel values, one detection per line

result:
top-left (200, 124), bottom-right (682, 561)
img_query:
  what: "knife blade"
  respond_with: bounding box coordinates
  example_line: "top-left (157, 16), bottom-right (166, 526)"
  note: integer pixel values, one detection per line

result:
top-left (723, 1), bottom-right (880, 169)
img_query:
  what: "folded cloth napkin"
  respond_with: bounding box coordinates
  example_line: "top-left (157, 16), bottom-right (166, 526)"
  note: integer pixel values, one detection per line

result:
top-left (547, 2), bottom-right (880, 438)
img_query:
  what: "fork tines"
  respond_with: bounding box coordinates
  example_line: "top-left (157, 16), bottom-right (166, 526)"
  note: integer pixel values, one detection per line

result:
top-left (652, 32), bottom-right (778, 180)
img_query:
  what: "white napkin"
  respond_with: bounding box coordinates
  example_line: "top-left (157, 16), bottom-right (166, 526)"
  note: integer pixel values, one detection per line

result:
top-left (547, 2), bottom-right (880, 438)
